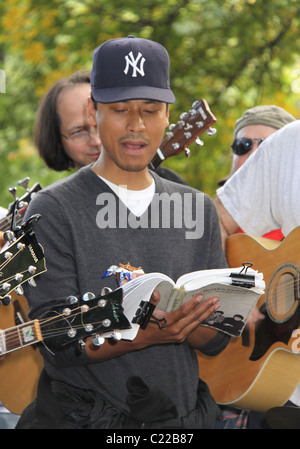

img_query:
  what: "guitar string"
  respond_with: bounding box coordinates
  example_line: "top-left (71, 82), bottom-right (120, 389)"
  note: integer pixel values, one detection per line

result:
top-left (0, 207), bottom-right (25, 232)
top-left (3, 275), bottom-right (299, 312)
top-left (3, 275), bottom-right (299, 349)
top-left (0, 216), bottom-right (12, 232)
top-left (0, 246), bottom-right (26, 272)
top-left (2, 302), bottom-right (120, 349)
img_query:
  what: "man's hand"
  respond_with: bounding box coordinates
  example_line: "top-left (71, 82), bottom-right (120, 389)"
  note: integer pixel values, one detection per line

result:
top-left (148, 293), bottom-right (220, 345)
top-left (86, 293), bottom-right (220, 361)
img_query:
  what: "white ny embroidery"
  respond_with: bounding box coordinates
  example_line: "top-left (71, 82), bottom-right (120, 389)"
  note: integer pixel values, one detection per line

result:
top-left (124, 51), bottom-right (146, 77)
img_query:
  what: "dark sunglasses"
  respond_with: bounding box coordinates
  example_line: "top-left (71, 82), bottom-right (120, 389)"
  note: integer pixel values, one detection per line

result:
top-left (231, 138), bottom-right (265, 155)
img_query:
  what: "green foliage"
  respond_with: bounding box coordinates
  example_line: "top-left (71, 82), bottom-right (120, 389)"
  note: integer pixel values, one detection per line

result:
top-left (0, 0), bottom-right (299, 207)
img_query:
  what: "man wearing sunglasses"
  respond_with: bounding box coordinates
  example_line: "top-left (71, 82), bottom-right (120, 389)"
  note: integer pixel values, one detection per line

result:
top-left (218, 105), bottom-right (296, 242)
top-left (219, 105), bottom-right (296, 185)
top-left (214, 106), bottom-right (296, 429)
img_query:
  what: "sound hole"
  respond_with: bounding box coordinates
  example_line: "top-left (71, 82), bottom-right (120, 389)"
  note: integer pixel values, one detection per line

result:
top-left (267, 265), bottom-right (300, 323)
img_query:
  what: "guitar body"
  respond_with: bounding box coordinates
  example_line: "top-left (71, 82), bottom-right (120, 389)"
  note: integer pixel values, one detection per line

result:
top-left (0, 294), bottom-right (43, 414)
top-left (197, 228), bottom-right (300, 412)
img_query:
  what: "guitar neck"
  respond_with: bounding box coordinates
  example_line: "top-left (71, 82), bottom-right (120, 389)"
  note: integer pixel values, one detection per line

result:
top-left (0, 210), bottom-right (26, 232)
top-left (150, 149), bottom-right (166, 171)
top-left (0, 320), bottom-right (42, 355)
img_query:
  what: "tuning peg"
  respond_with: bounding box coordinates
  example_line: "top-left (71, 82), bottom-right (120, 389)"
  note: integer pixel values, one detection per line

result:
top-left (15, 286), bottom-right (24, 296)
top-left (17, 177), bottom-right (30, 192)
top-left (28, 266), bottom-right (37, 275)
top-left (3, 230), bottom-right (15, 243)
top-left (1, 295), bottom-right (12, 306)
top-left (28, 278), bottom-right (36, 287)
top-left (82, 292), bottom-right (96, 302)
top-left (207, 127), bottom-right (216, 136)
top-left (101, 287), bottom-right (112, 296)
top-left (66, 295), bottom-right (79, 304)
top-left (17, 201), bottom-right (28, 210)
top-left (195, 138), bottom-right (204, 146)
top-left (1, 283), bottom-right (11, 293)
top-left (8, 187), bottom-right (18, 201)
top-left (67, 328), bottom-right (76, 338)
top-left (98, 299), bottom-right (107, 308)
top-left (92, 334), bottom-right (105, 347)
top-left (102, 319), bottom-right (112, 328)
top-left (14, 273), bottom-right (24, 282)
top-left (4, 251), bottom-right (13, 260)
top-left (184, 148), bottom-right (191, 158)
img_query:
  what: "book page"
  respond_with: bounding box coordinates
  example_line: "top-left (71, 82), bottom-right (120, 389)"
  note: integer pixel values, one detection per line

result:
top-left (101, 267), bottom-right (264, 340)
top-left (176, 267), bottom-right (264, 290)
top-left (168, 283), bottom-right (261, 336)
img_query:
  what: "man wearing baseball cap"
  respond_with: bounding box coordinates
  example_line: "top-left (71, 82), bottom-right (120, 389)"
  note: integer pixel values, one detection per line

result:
top-left (17, 36), bottom-right (228, 429)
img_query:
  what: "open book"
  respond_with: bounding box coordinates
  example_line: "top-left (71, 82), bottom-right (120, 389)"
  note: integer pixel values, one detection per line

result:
top-left (102, 266), bottom-right (265, 340)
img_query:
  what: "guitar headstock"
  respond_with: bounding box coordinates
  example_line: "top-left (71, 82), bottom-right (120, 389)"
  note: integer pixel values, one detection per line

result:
top-left (150, 99), bottom-right (217, 170)
top-left (0, 214), bottom-right (46, 303)
top-left (5, 178), bottom-right (42, 231)
top-left (42, 288), bottom-right (131, 350)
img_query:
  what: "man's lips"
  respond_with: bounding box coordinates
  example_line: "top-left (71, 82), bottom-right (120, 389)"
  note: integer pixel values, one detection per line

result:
top-left (120, 135), bottom-right (150, 154)
top-left (122, 141), bottom-right (147, 151)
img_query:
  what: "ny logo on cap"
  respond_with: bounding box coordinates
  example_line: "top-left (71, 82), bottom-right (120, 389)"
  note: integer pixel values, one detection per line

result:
top-left (124, 51), bottom-right (146, 77)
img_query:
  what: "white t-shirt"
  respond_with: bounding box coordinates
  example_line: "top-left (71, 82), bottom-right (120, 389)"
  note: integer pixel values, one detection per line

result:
top-left (217, 120), bottom-right (300, 238)
top-left (217, 120), bottom-right (300, 406)
top-left (99, 176), bottom-right (155, 217)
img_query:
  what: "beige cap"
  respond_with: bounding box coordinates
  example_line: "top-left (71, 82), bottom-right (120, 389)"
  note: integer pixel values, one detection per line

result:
top-left (234, 105), bottom-right (296, 139)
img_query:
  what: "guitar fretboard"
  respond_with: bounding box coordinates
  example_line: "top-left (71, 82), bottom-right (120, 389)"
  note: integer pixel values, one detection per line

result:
top-left (0, 212), bottom-right (24, 232)
top-left (0, 320), bottom-right (41, 355)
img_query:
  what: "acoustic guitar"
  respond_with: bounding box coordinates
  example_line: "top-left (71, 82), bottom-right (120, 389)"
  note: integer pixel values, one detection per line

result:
top-left (0, 218), bottom-right (130, 414)
top-left (197, 228), bottom-right (300, 412)
top-left (0, 215), bottom-right (46, 414)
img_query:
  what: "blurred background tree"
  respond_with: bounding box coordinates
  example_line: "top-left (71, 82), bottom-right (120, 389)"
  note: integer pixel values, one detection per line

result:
top-left (0, 0), bottom-right (299, 207)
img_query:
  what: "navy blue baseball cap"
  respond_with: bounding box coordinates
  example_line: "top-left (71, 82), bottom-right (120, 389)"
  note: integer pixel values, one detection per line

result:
top-left (91, 35), bottom-right (175, 104)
